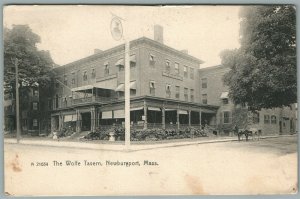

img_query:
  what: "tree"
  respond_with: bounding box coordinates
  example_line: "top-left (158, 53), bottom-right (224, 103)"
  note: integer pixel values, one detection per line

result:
top-left (221, 5), bottom-right (296, 110)
top-left (4, 24), bottom-right (54, 96)
top-left (4, 25), bottom-right (55, 133)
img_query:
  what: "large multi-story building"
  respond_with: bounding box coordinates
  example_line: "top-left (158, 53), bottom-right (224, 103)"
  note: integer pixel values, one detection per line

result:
top-left (50, 25), bottom-right (218, 134)
top-left (4, 25), bottom-right (297, 136)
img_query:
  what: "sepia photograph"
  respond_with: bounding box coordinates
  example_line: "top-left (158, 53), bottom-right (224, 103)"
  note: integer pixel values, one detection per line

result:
top-left (2, 4), bottom-right (298, 196)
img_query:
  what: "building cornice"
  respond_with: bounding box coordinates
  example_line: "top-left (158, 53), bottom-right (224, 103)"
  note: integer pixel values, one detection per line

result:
top-left (53, 37), bottom-right (204, 71)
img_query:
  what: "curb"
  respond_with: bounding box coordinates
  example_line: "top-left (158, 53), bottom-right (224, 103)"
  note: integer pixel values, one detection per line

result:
top-left (4, 134), bottom-right (296, 152)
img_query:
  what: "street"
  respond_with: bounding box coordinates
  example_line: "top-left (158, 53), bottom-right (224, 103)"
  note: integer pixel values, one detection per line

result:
top-left (4, 135), bottom-right (298, 196)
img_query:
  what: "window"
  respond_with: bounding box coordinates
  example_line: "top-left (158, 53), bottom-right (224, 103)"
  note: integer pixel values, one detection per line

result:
top-left (130, 89), bottom-right (136, 96)
top-left (253, 112), bottom-right (260, 124)
top-left (149, 81), bottom-right (155, 96)
top-left (222, 99), bottom-right (229, 105)
top-left (202, 94), bottom-right (207, 104)
top-left (271, 115), bottom-right (277, 124)
top-left (202, 78), bottom-right (207, 88)
top-left (33, 119), bottom-right (38, 127)
top-left (104, 63), bottom-right (110, 75)
top-left (32, 102), bottom-right (38, 110)
top-left (71, 72), bottom-right (75, 84)
top-left (116, 59), bottom-right (124, 71)
top-left (183, 66), bottom-right (188, 77)
top-left (223, 111), bottom-right (231, 124)
top-left (33, 90), bottom-right (39, 97)
top-left (190, 89), bottom-right (194, 102)
top-left (184, 88), bottom-right (188, 101)
top-left (55, 82), bottom-right (59, 88)
top-left (91, 68), bottom-right (96, 78)
top-left (130, 54), bottom-right (136, 68)
top-left (175, 62), bottom-right (179, 74)
top-left (175, 86), bottom-right (180, 99)
top-left (165, 60), bottom-right (170, 73)
top-left (166, 84), bottom-right (171, 98)
top-left (83, 71), bottom-right (88, 81)
top-left (149, 54), bottom-right (155, 67)
top-left (264, 115), bottom-right (270, 124)
top-left (64, 75), bottom-right (68, 85)
top-left (190, 67), bottom-right (194, 79)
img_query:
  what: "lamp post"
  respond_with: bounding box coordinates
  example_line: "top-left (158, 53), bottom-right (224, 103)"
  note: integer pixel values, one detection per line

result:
top-left (12, 58), bottom-right (21, 143)
top-left (111, 14), bottom-right (130, 147)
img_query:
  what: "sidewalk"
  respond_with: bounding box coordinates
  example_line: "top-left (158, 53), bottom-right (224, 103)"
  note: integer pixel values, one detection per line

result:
top-left (4, 134), bottom-right (296, 152)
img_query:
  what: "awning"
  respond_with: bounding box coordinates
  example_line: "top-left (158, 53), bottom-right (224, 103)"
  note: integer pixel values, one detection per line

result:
top-left (178, 110), bottom-right (188, 115)
top-left (130, 54), bottom-right (136, 63)
top-left (130, 81), bottom-right (136, 90)
top-left (130, 107), bottom-right (143, 111)
top-left (64, 114), bottom-right (77, 122)
top-left (114, 109), bottom-right (125, 118)
top-left (94, 78), bottom-right (117, 90)
top-left (220, 92), bottom-right (229, 99)
top-left (115, 58), bottom-right (124, 66)
top-left (71, 85), bottom-right (93, 92)
top-left (165, 109), bottom-right (176, 111)
top-left (148, 107), bottom-right (161, 111)
top-left (115, 84), bottom-right (125, 92)
top-left (102, 111), bottom-right (112, 119)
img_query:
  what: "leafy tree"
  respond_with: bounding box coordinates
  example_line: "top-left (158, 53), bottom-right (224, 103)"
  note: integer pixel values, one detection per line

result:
top-left (221, 5), bottom-right (296, 110)
top-left (4, 24), bottom-right (55, 96)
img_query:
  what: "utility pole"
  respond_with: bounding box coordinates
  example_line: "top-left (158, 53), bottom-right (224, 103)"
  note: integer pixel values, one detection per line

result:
top-left (110, 14), bottom-right (130, 148)
top-left (13, 58), bottom-right (21, 143)
top-left (124, 40), bottom-right (130, 147)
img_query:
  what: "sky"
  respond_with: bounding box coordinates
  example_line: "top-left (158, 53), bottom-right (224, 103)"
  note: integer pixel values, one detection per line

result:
top-left (4, 5), bottom-right (241, 68)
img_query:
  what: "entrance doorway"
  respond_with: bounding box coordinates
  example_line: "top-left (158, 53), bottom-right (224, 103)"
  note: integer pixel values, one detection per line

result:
top-left (81, 112), bottom-right (91, 131)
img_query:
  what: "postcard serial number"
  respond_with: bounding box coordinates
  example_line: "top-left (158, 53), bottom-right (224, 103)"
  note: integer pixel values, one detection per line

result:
top-left (34, 162), bottom-right (49, 166)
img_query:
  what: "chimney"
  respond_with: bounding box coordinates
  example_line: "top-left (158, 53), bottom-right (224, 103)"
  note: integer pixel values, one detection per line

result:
top-left (154, 25), bottom-right (163, 44)
top-left (181, 49), bottom-right (188, 54)
top-left (94, 49), bottom-right (102, 54)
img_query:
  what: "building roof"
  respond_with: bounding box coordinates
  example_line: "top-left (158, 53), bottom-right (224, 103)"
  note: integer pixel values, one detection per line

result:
top-left (54, 37), bottom-right (204, 70)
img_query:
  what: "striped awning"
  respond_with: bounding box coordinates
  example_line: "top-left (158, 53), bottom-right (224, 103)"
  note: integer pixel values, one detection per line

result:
top-left (178, 110), bottom-right (188, 115)
top-left (130, 54), bottom-right (136, 63)
top-left (64, 114), bottom-right (77, 122)
top-left (130, 107), bottom-right (143, 111)
top-left (102, 111), bottom-right (112, 119)
top-left (148, 107), bottom-right (161, 111)
top-left (94, 78), bottom-right (117, 90)
top-left (220, 92), bottom-right (229, 99)
top-left (115, 58), bottom-right (124, 66)
top-left (71, 85), bottom-right (93, 92)
top-left (114, 109), bottom-right (125, 118)
top-left (115, 84), bottom-right (125, 92)
top-left (130, 81), bottom-right (136, 90)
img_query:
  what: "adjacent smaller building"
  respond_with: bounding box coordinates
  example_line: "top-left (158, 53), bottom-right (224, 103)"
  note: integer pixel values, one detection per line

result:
top-left (199, 65), bottom-right (297, 135)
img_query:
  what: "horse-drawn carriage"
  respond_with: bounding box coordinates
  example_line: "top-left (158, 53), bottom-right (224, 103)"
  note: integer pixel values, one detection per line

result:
top-left (236, 127), bottom-right (262, 141)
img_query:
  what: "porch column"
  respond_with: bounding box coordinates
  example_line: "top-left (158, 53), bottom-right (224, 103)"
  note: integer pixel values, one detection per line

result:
top-left (76, 109), bottom-right (81, 133)
top-left (188, 110), bottom-right (191, 127)
top-left (91, 106), bottom-right (96, 132)
top-left (51, 116), bottom-right (56, 132)
top-left (199, 110), bottom-right (202, 127)
top-left (177, 109), bottom-right (180, 129)
top-left (58, 113), bottom-right (63, 131)
top-left (143, 101), bottom-right (147, 129)
top-left (95, 108), bottom-right (99, 129)
top-left (162, 107), bottom-right (166, 129)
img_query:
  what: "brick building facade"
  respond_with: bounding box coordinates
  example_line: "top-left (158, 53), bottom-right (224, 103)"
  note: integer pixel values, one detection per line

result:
top-left (199, 65), bottom-right (297, 135)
